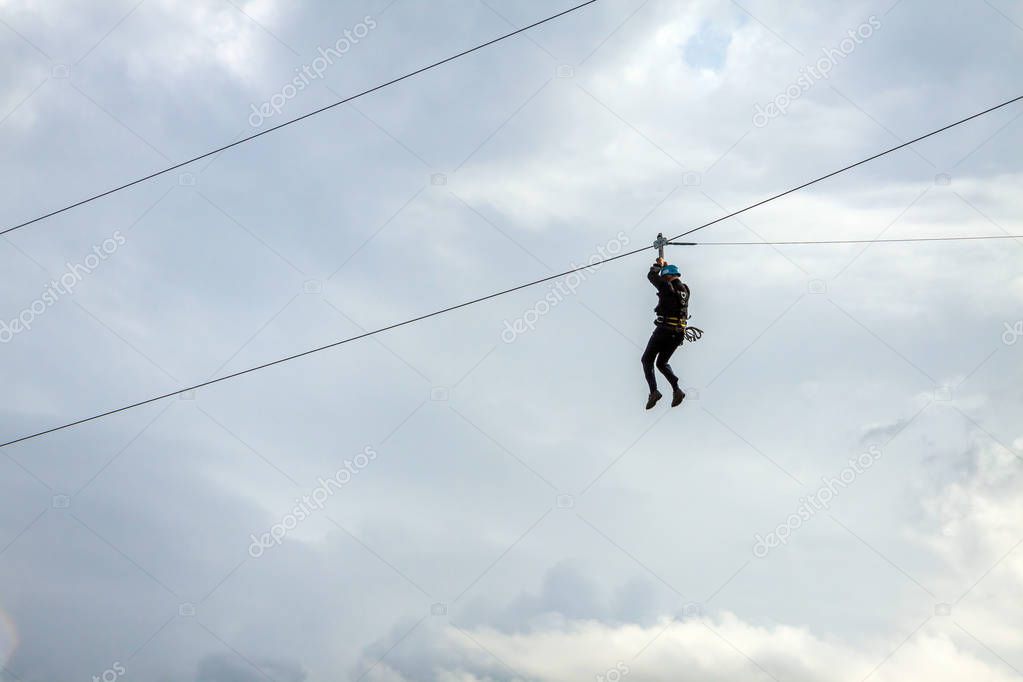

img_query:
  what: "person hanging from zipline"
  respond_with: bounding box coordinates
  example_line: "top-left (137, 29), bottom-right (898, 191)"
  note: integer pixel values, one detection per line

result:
top-left (641, 254), bottom-right (700, 409)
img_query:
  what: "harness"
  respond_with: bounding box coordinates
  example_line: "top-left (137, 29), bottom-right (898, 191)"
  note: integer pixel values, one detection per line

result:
top-left (655, 315), bottom-right (704, 344)
top-left (655, 315), bottom-right (687, 330)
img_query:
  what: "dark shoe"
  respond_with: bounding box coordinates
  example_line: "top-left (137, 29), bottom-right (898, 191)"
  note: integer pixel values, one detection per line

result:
top-left (671, 388), bottom-right (686, 407)
top-left (645, 390), bottom-right (662, 410)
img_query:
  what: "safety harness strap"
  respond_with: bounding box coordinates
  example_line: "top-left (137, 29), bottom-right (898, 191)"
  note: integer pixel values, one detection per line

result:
top-left (656, 316), bottom-right (687, 329)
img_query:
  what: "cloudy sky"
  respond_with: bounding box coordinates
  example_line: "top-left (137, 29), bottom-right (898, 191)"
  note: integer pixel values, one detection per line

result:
top-left (1, 0), bottom-right (1022, 680)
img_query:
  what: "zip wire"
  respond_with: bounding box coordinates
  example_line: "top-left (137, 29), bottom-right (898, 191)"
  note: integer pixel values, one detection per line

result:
top-left (677, 234), bottom-right (1023, 246)
top-left (2, 95), bottom-right (1020, 450)
top-left (0, 0), bottom-right (599, 238)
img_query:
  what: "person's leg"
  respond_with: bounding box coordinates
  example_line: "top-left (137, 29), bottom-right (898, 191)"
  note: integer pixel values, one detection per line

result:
top-left (655, 333), bottom-right (682, 390)
top-left (641, 330), bottom-right (662, 394)
top-left (656, 332), bottom-right (687, 407)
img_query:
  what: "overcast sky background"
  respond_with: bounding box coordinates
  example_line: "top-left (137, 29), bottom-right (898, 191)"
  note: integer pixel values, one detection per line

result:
top-left (1, 0), bottom-right (1022, 680)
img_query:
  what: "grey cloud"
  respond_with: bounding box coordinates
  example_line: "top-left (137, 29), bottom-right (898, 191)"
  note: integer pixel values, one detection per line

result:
top-left (195, 653), bottom-right (306, 682)
top-left (1, 0), bottom-right (1022, 680)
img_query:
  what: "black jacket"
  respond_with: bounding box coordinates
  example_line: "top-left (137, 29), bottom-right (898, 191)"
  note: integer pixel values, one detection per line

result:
top-left (648, 263), bottom-right (689, 319)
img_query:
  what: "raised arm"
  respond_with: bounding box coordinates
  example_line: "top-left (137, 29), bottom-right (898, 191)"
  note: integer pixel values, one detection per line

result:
top-left (647, 258), bottom-right (671, 292)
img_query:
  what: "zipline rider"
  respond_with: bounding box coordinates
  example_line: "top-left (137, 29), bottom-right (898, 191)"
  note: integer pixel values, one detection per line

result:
top-left (641, 256), bottom-right (691, 410)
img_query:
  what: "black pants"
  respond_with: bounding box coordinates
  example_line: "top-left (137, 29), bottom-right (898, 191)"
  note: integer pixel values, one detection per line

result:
top-left (641, 326), bottom-right (683, 393)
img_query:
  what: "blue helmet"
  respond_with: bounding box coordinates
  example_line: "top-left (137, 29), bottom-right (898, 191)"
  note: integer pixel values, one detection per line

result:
top-left (659, 264), bottom-right (681, 277)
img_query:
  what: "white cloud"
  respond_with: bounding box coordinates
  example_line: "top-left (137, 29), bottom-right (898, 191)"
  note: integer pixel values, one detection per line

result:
top-left (355, 437), bottom-right (1023, 681)
top-left (131, 0), bottom-right (287, 83)
top-left (359, 613), bottom-right (1022, 682)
